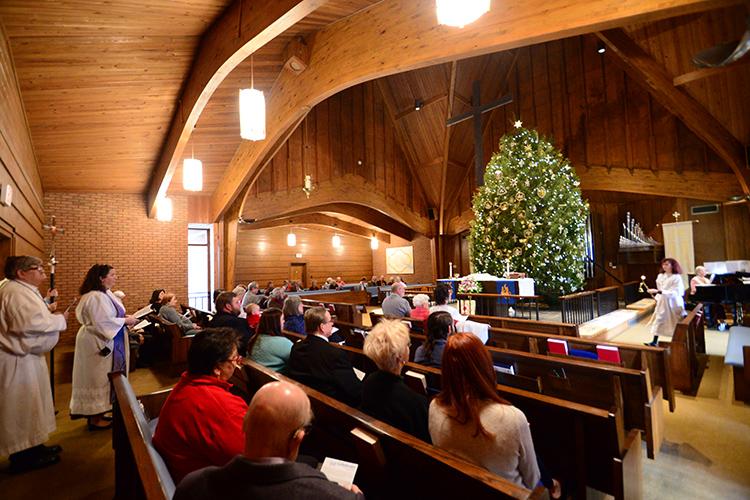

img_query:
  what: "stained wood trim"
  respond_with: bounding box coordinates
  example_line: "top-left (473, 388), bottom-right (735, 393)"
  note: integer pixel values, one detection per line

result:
top-left (240, 212), bottom-right (391, 243)
top-left (597, 28), bottom-right (750, 196)
top-left (146, 0), bottom-right (324, 217)
top-left (210, 0), bottom-right (727, 221)
top-left (672, 58), bottom-right (750, 86)
top-left (438, 61), bottom-right (457, 236)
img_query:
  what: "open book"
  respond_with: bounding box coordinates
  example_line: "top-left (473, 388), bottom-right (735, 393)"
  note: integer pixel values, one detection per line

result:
top-left (133, 304), bottom-right (153, 319)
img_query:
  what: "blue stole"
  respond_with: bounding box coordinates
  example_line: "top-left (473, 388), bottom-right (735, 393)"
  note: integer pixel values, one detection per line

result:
top-left (106, 292), bottom-right (128, 379)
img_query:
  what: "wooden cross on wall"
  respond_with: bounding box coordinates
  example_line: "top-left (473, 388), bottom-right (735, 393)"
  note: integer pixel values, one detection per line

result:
top-left (446, 81), bottom-right (512, 187)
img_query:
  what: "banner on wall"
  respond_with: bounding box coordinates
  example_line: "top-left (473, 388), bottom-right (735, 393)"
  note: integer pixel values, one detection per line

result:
top-left (661, 221), bottom-right (694, 287)
top-left (386, 246), bottom-right (414, 274)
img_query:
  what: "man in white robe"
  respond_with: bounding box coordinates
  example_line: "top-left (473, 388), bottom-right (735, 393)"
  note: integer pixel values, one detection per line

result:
top-left (0, 255), bottom-right (68, 473)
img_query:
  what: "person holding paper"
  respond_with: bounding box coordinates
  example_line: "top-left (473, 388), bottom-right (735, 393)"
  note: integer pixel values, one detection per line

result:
top-left (0, 256), bottom-right (68, 473)
top-left (158, 292), bottom-right (200, 335)
top-left (174, 381), bottom-right (363, 500)
top-left (70, 264), bottom-right (137, 430)
top-left (361, 319), bottom-right (431, 442)
top-left (645, 258), bottom-right (686, 346)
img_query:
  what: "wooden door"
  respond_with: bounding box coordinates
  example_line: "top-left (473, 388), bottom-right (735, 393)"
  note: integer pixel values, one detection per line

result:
top-left (0, 228), bottom-right (13, 275)
top-left (290, 263), bottom-right (307, 287)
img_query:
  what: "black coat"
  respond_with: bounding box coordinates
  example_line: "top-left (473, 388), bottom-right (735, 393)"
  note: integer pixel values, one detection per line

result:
top-left (207, 312), bottom-right (252, 355)
top-left (286, 335), bottom-right (363, 407)
top-left (360, 370), bottom-right (431, 443)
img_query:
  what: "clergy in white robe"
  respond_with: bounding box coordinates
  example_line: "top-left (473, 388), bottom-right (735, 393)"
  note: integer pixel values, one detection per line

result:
top-left (69, 265), bottom-right (135, 421)
top-left (648, 261), bottom-right (686, 342)
top-left (0, 259), bottom-right (67, 457)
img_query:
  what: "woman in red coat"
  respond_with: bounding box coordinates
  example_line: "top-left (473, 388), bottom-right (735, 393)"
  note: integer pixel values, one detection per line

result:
top-left (153, 328), bottom-right (247, 483)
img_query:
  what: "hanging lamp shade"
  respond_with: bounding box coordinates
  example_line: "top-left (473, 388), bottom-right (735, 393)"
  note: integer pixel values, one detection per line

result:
top-left (156, 196), bottom-right (173, 222)
top-left (436, 0), bottom-right (490, 28)
top-left (332, 234), bottom-right (342, 248)
top-left (182, 158), bottom-right (203, 191)
top-left (239, 88), bottom-right (266, 141)
top-left (287, 231), bottom-right (297, 247)
top-left (370, 236), bottom-right (379, 250)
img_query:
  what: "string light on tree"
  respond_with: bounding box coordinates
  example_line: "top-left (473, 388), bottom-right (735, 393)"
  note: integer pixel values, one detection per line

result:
top-left (469, 122), bottom-right (589, 295)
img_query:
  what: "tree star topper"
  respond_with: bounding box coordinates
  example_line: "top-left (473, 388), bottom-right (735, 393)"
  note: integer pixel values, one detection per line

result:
top-left (514, 120), bottom-right (523, 128)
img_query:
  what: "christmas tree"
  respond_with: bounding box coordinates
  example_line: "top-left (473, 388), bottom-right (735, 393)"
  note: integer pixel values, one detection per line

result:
top-left (469, 121), bottom-right (589, 296)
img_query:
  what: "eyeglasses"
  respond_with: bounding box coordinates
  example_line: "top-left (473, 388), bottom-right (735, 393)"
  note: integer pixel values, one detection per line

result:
top-left (223, 354), bottom-right (243, 366)
top-left (25, 266), bottom-right (45, 273)
top-left (289, 422), bottom-right (313, 441)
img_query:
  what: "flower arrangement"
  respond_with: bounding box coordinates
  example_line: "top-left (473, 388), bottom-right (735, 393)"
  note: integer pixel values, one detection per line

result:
top-left (458, 276), bottom-right (482, 294)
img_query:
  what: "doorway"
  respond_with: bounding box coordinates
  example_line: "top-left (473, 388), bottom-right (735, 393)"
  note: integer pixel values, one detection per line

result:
top-left (0, 228), bottom-right (13, 274)
top-left (290, 263), bottom-right (307, 287)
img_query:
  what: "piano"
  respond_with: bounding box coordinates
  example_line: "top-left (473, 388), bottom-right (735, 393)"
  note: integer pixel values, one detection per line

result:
top-left (691, 272), bottom-right (750, 327)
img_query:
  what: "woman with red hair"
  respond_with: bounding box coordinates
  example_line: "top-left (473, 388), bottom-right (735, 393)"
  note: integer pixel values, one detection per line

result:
top-left (428, 333), bottom-right (552, 492)
top-left (645, 257), bottom-right (686, 346)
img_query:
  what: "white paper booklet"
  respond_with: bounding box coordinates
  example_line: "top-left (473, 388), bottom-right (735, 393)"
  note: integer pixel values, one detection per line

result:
top-left (320, 457), bottom-right (358, 489)
top-left (133, 304), bottom-right (153, 319)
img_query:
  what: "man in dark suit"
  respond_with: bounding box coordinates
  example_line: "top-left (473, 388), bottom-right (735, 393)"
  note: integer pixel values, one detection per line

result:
top-left (174, 381), bottom-right (363, 500)
top-left (207, 291), bottom-right (251, 355)
top-left (286, 307), bottom-right (363, 407)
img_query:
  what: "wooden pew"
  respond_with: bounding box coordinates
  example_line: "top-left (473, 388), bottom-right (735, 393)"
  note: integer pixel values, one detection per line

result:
top-left (667, 304), bottom-right (706, 394)
top-left (240, 360), bottom-right (544, 499)
top-left (482, 326), bottom-right (675, 412)
top-left (299, 290), bottom-right (369, 325)
top-left (282, 330), bottom-right (642, 498)
top-left (468, 314), bottom-right (580, 337)
top-left (151, 316), bottom-right (194, 377)
top-left (111, 372), bottom-right (174, 500)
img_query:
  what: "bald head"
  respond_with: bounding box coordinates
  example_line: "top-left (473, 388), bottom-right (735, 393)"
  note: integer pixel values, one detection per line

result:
top-left (243, 381), bottom-right (312, 460)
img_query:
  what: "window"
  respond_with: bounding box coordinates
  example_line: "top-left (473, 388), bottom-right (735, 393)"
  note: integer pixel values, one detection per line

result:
top-left (188, 225), bottom-right (213, 311)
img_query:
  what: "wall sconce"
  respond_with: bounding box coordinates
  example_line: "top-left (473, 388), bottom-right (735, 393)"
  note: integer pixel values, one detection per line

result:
top-left (156, 196), bottom-right (173, 222)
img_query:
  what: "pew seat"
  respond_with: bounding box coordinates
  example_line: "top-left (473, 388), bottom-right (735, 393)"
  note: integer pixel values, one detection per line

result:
top-left (725, 326), bottom-right (750, 403)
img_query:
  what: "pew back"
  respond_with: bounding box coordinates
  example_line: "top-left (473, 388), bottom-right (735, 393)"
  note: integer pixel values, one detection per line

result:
top-left (669, 304), bottom-right (706, 394)
top-left (468, 314), bottom-right (580, 336)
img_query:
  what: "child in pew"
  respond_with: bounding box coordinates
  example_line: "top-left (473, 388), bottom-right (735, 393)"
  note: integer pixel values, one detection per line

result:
top-left (245, 303), bottom-right (261, 332)
top-left (429, 333), bottom-right (562, 498)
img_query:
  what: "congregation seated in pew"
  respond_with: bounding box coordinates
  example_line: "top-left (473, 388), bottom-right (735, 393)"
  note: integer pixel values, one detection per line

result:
top-left (245, 303), bottom-right (261, 332)
top-left (282, 295), bottom-right (306, 335)
top-left (174, 380), bottom-right (363, 500)
top-left (206, 291), bottom-right (252, 355)
top-left (381, 282), bottom-right (412, 317)
top-left (414, 311), bottom-right (454, 368)
top-left (286, 307), bottom-right (363, 407)
top-left (410, 293), bottom-right (431, 322)
top-left (429, 333), bottom-right (559, 497)
top-left (153, 328), bottom-right (247, 483)
top-left (158, 293), bottom-right (200, 336)
top-left (360, 319), bottom-right (431, 442)
top-left (246, 308), bottom-right (293, 373)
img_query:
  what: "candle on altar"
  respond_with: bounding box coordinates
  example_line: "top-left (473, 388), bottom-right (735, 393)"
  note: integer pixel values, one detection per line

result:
top-left (505, 259), bottom-right (511, 277)
top-left (448, 261), bottom-right (453, 278)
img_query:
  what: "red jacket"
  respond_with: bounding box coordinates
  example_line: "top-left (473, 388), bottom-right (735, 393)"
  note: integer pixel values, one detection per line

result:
top-left (153, 373), bottom-right (247, 483)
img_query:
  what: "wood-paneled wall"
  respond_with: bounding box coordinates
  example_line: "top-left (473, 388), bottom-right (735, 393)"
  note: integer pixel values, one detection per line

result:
top-left (244, 81), bottom-right (429, 223)
top-left (0, 24), bottom-right (45, 260)
top-left (445, 32), bottom-right (739, 226)
top-left (235, 226), bottom-right (373, 289)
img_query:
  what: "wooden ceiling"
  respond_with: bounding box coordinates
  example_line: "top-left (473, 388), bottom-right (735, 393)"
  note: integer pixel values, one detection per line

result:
top-left (0, 0), bottom-right (379, 193)
top-left (1, 1), bottom-right (748, 233)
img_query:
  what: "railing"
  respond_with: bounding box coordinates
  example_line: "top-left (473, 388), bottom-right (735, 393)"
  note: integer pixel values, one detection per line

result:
top-left (596, 286), bottom-right (619, 316)
top-left (188, 292), bottom-right (211, 312)
top-left (560, 290), bottom-right (596, 324)
top-left (622, 281), bottom-right (641, 305)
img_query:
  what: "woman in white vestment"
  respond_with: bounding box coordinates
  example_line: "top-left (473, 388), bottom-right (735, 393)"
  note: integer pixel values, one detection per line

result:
top-left (0, 256), bottom-right (68, 472)
top-left (70, 264), bottom-right (136, 429)
top-left (645, 258), bottom-right (686, 346)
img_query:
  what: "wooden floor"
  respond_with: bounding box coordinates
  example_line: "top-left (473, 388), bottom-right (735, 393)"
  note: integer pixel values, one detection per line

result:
top-left (1, 343), bottom-right (749, 499)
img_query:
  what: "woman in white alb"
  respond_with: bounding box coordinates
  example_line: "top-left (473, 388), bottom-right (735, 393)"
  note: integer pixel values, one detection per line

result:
top-left (645, 258), bottom-right (685, 346)
top-left (70, 264), bottom-right (136, 429)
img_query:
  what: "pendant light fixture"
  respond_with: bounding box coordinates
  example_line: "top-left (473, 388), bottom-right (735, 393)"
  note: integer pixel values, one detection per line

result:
top-left (182, 142), bottom-right (203, 191)
top-left (287, 229), bottom-right (297, 247)
top-left (436, 0), bottom-right (490, 28)
top-left (370, 235), bottom-right (379, 250)
top-left (156, 196), bottom-right (173, 222)
top-left (331, 233), bottom-right (342, 248)
top-left (239, 55), bottom-right (266, 141)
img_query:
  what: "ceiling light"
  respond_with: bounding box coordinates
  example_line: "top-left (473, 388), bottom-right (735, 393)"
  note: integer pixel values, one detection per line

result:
top-left (597, 42), bottom-right (606, 54)
top-left (332, 233), bottom-right (341, 248)
top-left (370, 236), bottom-right (379, 250)
top-left (156, 197), bottom-right (173, 222)
top-left (436, 0), bottom-right (490, 28)
top-left (287, 230), bottom-right (297, 247)
top-left (414, 99), bottom-right (423, 111)
top-left (239, 55), bottom-right (266, 141)
top-left (183, 158), bottom-right (203, 191)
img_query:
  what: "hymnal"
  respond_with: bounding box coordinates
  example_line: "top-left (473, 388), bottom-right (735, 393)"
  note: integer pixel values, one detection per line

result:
top-left (596, 345), bottom-right (622, 364)
top-left (133, 304), bottom-right (153, 319)
top-left (404, 370), bottom-right (427, 392)
top-left (493, 363), bottom-right (516, 375)
top-left (547, 338), bottom-right (569, 355)
top-left (132, 319), bottom-right (151, 331)
top-left (320, 457), bottom-right (358, 489)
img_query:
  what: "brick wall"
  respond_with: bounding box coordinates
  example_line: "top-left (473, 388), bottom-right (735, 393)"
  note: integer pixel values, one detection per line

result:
top-left (44, 193), bottom-right (188, 346)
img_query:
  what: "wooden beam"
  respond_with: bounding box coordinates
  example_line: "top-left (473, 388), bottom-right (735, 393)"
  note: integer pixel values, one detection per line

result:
top-left (240, 213), bottom-right (391, 243)
top-left (145, 0), bottom-right (324, 217)
top-left (241, 174), bottom-right (429, 238)
top-left (597, 28), bottom-right (750, 196)
top-left (438, 61), bottom-right (458, 235)
top-left (210, 0), bottom-right (725, 222)
top-left (673, 58), bottom-right (750, 86)
top-left (394, 93), bottom-right (447, 121)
